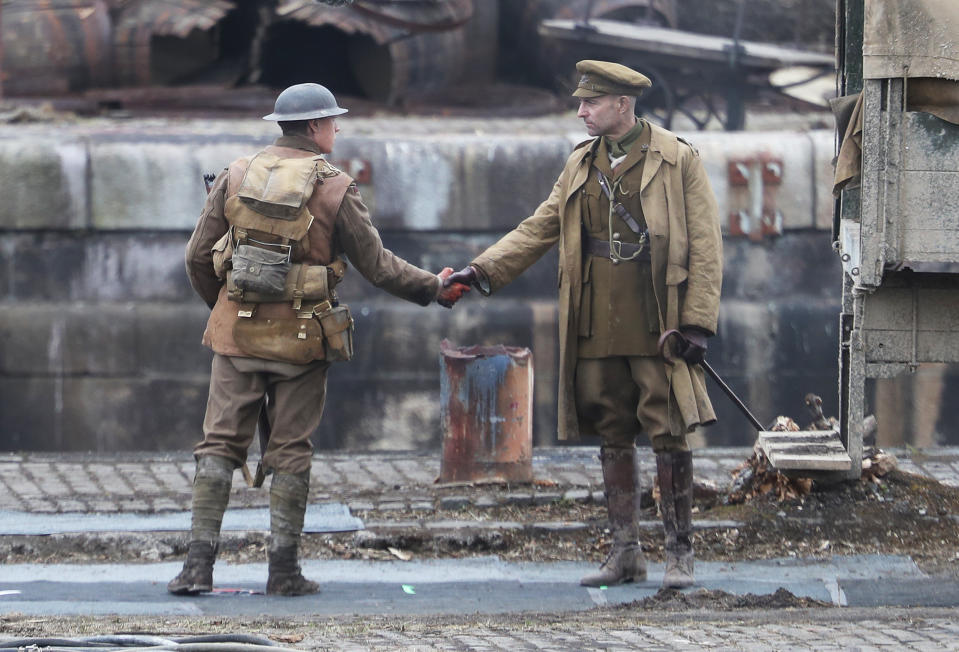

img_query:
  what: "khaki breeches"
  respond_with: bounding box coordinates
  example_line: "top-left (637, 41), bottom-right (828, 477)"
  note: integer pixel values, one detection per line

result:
top-left (574, 356), bottom-right (688, 453)
top-left (194, 353), bottom-right (330, 474)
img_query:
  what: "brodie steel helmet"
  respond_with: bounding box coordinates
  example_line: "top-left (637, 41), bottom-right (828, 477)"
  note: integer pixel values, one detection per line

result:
top-left (262, 83), bottom-right (348, 121)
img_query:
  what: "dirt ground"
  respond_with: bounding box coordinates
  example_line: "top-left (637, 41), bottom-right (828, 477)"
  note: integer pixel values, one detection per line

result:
top-left (325, 458), bottom-right (959, 581)
top-left (5, 450), bottom-right (958, 581)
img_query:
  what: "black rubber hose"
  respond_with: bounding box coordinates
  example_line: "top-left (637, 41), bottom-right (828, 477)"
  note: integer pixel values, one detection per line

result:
top-left (0, 639), bottom-right (295, 651)
top-left (110, 645), bottom-right (303, 652)
top-left (0, 640), bottom-right (115, 649)
top-left (84, 637), bottom-right (178, 647)
top-left (172, 636), bottom-right (281, 646)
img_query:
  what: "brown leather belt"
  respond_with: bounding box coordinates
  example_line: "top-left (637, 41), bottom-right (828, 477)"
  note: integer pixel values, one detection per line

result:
top-left (585, 237), bottom-right (650, 261)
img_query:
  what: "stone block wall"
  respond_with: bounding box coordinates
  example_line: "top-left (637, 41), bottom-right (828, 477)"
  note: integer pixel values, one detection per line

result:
top-left (0, 117), bottom-right (854, 452)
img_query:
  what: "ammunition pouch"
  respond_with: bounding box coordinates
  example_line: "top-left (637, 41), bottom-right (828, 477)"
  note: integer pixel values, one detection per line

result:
top-left (211, 231), bottom-right (234, 280)
top-left (230, 244), bottom-right (291, 296)
top-left (227, 263), bottom-right (332, 306)
top-left (314, 301), bottom-right (354, 362)
top-left (232, 313), bottom-right (325, 365)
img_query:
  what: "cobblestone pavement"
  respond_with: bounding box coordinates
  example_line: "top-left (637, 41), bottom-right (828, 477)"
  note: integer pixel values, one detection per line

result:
top-left (1, 446), bottom-right (957, 516)
top-left (297, 611), bottom-right (959, 651)
top-left (3, 447), bottom-right (959, 650)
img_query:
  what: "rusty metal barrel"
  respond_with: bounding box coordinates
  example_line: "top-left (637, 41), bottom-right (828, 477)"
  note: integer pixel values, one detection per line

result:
top-left (439, 340), bottom-right (534, 484)
top-left (0, 0), bottom-right (112, 96)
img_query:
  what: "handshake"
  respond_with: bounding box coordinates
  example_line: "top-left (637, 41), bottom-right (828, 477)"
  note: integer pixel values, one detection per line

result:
top-left (435, 266), bottom-right (478, 309)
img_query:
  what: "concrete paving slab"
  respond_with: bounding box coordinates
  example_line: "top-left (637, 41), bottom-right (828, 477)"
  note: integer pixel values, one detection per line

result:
top-left (0, 554), bottom-right (949, 618)
top-left (0, 503), bottom-right (363, 535)
top-left (841, 579), bottom-right (959, 608)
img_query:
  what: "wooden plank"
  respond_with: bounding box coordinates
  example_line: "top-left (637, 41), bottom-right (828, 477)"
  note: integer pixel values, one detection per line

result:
top-left (758, 430), bottom-right (852, 471)
top-left (538, 19), bottom-right (835, 71)
top-left (760, 430), bottom-right (841, 441)
top-left (764, 453), bottom-right (853, 471)
top-left (762, 441), bottom-right (848, 452)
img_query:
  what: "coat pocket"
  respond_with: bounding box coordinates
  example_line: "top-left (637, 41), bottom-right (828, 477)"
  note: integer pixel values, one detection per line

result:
top-left (666, 264), bottom-right (688, 286)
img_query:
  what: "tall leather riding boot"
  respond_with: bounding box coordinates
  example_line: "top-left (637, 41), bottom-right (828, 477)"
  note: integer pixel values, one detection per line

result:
top-left (657, 450), bottom-right (695, 589)
top-left (581, 446), bottom-right (647, 587)
top-left (267, 470), bottom-right (320, 596)
top-left (168, 455), bottom-right (234, 595)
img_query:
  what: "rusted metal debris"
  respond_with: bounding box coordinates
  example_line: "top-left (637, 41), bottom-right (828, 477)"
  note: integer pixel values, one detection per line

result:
top-left (1, 0), bottom-right (112, 95)
top-left (110, 0), bottom-right (232, 38)
top-left (111, 0), bottom-right (235, 87)
top-left (0, 102), bottom-right (74, 124)
top-left (278, 0), bottom-right (472, 38)
top-left (2, 0), bottom-right (482, 104)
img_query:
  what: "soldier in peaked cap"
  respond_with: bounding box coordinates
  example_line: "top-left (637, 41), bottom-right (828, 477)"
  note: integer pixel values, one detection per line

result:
top-left (445, 60), bottom-right (723, 589)
top-left (171, 83), bottom-right (469, 597)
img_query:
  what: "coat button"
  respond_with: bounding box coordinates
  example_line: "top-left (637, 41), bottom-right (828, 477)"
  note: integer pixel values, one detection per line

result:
top-left (613, 232), bottom-right (621, 239)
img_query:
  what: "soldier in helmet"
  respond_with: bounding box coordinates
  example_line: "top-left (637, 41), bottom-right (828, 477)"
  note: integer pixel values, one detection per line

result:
top-left (445, 60), bottom-right (723, 589)
top-left (172, 83), bottom-right (469, 596)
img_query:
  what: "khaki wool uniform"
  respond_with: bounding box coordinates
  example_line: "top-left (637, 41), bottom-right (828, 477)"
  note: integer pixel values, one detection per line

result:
top-left (470, 121), bottom-right (722, 450)
top-left (185, 134), bottom-right (440, 473)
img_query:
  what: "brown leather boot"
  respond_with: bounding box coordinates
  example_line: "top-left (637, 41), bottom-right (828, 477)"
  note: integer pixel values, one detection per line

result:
top-left (581, 446), bottom-right (647, 587)
top-left (167, 540), bottom-right (216, 595)
top-left (267, 544), bottom-right (320, 596)
top-left (657, 450), bottom-right (695, 589)
top-left (266, 470), bottom-right (320, 596)
top-left (168, 455), bottom-right (233, 595)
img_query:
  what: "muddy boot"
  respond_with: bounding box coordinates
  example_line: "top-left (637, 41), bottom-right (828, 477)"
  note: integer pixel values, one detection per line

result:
top-left (266, 470), bottom-right (319, 596)
top-left (267, 544), bottom-right (319, 596)
top-left (167, 540), bottom-right (217, 595)
top-left (581, 446), bottom-right (647, 587)
top-left (657, 450), bottom-right (695, 589)
top-left (168, 455), bottom-right (234, 595)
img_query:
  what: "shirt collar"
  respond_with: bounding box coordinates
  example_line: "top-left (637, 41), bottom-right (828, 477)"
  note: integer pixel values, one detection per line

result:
top-left (604, 118), bottom-right (644, 159)
top-left (274, 134), bottom-right (325, 155)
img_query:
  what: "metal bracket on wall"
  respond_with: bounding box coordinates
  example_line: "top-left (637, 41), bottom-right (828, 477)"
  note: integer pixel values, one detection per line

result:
top-left (727, 155), bottom-right (783, 241)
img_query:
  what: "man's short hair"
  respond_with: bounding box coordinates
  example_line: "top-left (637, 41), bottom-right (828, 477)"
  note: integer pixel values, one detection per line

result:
top-left (279, 120), bottom-right (311, 135)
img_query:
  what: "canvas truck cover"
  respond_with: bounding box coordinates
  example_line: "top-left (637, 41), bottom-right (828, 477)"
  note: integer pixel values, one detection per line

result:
top-left (864, 0), bottom-right (959, 81)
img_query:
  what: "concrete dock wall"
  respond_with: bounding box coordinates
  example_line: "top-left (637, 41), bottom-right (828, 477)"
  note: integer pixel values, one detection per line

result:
top-left (0, 116), bottom-right (896, 452)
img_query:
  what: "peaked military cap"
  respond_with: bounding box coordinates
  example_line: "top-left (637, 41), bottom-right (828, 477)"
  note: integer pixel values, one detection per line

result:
top-left (572, 60), bottom-right (652, 98)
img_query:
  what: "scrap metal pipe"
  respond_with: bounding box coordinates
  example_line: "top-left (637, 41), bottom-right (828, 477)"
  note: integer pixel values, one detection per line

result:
top-left (439, 340), bottom-right (533, 483)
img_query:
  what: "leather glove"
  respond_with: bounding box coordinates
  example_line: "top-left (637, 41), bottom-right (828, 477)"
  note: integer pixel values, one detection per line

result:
top-left (436, 268), bottom-right (470, 309)
top-left (443, 265), bottom-right (477, 289)
top-left (678, 327), bottom-right (709, 365)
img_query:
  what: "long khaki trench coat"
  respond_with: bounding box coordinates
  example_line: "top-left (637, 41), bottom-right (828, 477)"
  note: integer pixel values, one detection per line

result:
top-left (471, 123), bottom-right (723, 441)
